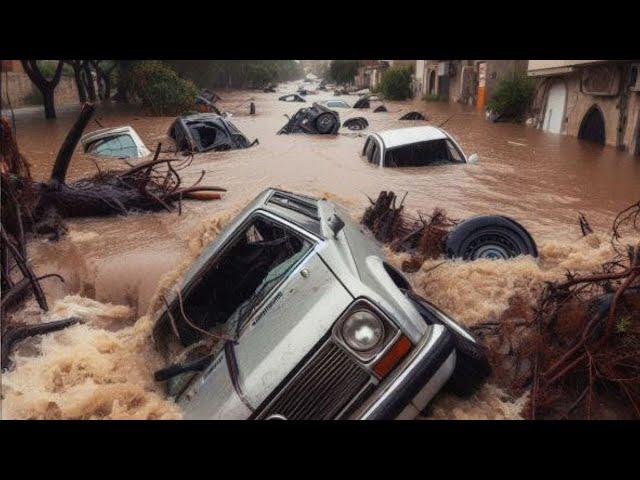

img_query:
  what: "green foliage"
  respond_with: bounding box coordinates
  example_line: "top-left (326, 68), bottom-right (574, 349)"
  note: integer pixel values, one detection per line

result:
top-left (486, 70), bottom-right (535, 121)
top-left (35, 60), bottom-right (72, 78)
top-left (422, 93), bottom-right (441, 102)
top-left (128, 61), bottom-right (198, 116)
top-left (328, 60), bottom-right (360, 85)
top-left (24, 88), bottom-right (44, 105)
top-left (379, 66), bottom-right (413, 100)
top-left (164, 60), bottom-right (303, 89)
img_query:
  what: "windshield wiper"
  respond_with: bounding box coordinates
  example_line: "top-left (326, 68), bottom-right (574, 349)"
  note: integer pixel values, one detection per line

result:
top-left (154, 352), bottom-right (215, 382)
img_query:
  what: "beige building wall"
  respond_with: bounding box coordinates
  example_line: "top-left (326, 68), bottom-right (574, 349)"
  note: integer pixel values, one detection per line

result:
top-left (530, 61), bottom-right (640, 153)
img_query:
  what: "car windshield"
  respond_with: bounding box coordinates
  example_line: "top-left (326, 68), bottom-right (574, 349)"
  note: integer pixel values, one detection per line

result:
top-left (87, 134), bottom-right (138, 158)
top-left (169, 215), bottom-right (312, 347)
top-left (384, 139), bottom-right (464, 167)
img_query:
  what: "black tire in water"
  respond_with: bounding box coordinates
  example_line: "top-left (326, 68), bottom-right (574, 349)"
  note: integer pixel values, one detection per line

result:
top-left (444, 215), bottom-right (538, 261)
top-left (405, 291), bottom-right (491, 397)
top-left (315, 112), bottom-right (338, 134)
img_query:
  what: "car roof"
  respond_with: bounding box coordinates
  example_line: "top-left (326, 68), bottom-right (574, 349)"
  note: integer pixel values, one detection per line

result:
top-left (81, 126), bottom-right (137, 147)
top-left (374, 126), bottom-right (447, 149)
top-left (179, 113), bottom-right (226, 122)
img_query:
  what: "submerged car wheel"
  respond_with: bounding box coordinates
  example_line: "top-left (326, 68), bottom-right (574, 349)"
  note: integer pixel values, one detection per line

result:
top-left (315, 112), bottom-right (338, 134)
top-left (405, 291), bottom-right (491, 398)
top-left (444, 215), bottom-right (538, 261)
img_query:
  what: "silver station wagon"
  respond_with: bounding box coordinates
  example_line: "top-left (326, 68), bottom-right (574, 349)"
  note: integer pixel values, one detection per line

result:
top-left (152, 189), bottom-right (490, 420)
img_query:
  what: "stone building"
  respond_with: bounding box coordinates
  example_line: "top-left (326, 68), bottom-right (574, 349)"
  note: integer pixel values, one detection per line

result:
top-left (528, 60), bottom-right (640, 154)
top-left (355, 61), bottom-right (389, 90)
top-left (415, 60), bottom-right (528, 109)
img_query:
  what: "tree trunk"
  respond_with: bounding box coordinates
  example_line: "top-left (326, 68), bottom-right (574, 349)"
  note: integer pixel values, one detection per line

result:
top-left (103, 75), bottom-right (112, 101)
top-left (43, 88), bottom-right (56, 119)
top-left (82, 61), bottom-right (97, 102)
top-left (49, 103), bottom-right (96, 185)
top-left (68, 61), bottom-right (87, 103)
top-left (20, 60), bottom-right (64, 119)
top-left (113, 60), bottom-right (131, 103)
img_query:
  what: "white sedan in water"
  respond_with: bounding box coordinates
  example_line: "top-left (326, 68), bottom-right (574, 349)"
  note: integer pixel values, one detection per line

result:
top-left (362, 126), bottom-right (478, 167)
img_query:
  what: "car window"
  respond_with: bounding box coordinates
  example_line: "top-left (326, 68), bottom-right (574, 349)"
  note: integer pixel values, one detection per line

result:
top-left (188, 122), bottom-right (220, 150)
top-left (87, 134), bottom-right (138, 158)
top-left (384, 139), bottom-right (453, 167)
top-left (446, 139), bottom-right (464, 163)
top-left (327, 101), bottom-right (347, 108)
top-left (172, 215), bottom-right (313, 347)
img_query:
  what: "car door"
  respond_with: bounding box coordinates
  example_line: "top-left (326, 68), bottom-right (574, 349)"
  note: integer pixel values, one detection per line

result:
top-left (178, 213), bottom-right (353, 419)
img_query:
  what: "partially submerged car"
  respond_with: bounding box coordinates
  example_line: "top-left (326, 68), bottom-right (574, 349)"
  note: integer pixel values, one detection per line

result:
top-left (278, 103), bottom-right (340, 135)
top-left (194, 89), bottom-right (225, 115)
top-left (81, 126), bottom-right (151, 159)
top-left (362, 126), bottom-right (478, 167)
top-left (279, 94), bottom-right (306, 103)
top-left (152, 189), bottom-right (491, 419)
top-left (317, 98), bottom-right (351, 109)
top-left (169, 113), bottom-right (258, 153)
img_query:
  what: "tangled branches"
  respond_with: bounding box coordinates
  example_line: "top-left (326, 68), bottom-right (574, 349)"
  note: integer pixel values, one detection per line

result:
top-left (1, 103), bottom-right (226, 368)
top-left (471, 202), bottom-right (640, 419)
top-left (361, 191), bottom-right (458, 271)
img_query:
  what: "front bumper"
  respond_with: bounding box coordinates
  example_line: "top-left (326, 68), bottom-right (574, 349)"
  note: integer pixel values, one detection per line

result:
top-left (350, 324), bottom-right (456, 420)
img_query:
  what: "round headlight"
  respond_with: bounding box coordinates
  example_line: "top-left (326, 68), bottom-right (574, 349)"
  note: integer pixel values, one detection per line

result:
top-left (342, 310), bottom-right (384, 352)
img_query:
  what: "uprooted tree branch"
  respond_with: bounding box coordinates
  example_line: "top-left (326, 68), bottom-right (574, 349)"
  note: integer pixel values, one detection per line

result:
top-left (1, 104), bottom-right (226, 368)
top-left (362, 191), bottom-right (640, 419)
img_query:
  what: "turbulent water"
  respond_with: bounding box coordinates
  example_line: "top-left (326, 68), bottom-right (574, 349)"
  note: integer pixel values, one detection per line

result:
top-left (2, 85), bottom-right (639, 420)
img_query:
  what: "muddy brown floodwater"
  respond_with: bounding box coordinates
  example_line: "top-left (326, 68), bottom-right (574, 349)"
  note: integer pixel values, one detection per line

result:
top-left (2, 85), bottom-right (639, 420)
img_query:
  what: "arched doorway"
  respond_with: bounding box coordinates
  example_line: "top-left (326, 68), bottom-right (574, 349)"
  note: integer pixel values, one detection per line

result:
top-left (428, 70), bottom-right (436, 95)
top-left (578, 105), bottom-right (606, 145)
top-left (542, 81), bottom-right (567, 134)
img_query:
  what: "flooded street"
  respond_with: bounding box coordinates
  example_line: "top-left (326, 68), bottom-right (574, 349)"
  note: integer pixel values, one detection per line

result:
top-left (2, 85), bottom-right (639, 419)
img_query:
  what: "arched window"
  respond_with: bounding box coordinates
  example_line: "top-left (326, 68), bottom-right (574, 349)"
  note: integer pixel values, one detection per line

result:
top-left (578, 105), bottom-right (606, 145)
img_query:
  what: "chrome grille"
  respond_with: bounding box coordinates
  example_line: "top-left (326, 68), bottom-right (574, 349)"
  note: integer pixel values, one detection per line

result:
top-left (257, 340), bottom-right (371, 420)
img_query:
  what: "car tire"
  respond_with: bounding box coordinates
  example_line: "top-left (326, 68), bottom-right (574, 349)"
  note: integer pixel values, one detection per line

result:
top-left (405, 291), bottom-right (491, 397)
top-left (315, 112), bottom-right (338, 134)
top-left (444, 215), bottom-right (538, 261)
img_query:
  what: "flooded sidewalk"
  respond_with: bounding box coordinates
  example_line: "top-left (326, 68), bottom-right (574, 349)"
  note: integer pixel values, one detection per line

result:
top-left (2, 86), bottom-right (639, 419)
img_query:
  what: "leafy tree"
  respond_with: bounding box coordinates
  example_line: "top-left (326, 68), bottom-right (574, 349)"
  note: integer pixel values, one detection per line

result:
top-left (379, 66), bottom-right (413, 100)
top-left (164, 60), bottom-right (303, 89)
top-left (328, 60), bottom-right (359, 85)
top-left (486, 70), bottom-right (535, 121)
top-left (127, 61), bottom-right (198, 116)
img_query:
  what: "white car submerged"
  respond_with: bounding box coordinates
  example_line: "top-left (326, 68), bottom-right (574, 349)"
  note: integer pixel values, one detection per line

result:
top-left (152, 189), bottom-right (491, 420)
top-left (362, 126), bottom-right (479, 167)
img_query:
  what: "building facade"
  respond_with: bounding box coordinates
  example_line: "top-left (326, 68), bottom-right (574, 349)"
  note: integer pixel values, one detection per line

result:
top-left (355, 61), bottom-right (389, 90)
top-left (528, 60), bottom-right (640, 154)
top-left (415, 60), bottom-right (528, 110)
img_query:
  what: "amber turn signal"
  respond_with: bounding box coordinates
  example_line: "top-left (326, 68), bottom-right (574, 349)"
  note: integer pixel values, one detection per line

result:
top-left (373, 335), bottom-right (412, 378)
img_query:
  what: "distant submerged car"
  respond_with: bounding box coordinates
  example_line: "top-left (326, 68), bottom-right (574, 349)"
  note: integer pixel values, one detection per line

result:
top-left (169, 113), bottom-right (258, 154)
top-left (362, 126), bottom-right (478, 167)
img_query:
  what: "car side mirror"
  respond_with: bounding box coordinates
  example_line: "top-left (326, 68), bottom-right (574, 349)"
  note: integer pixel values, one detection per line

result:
top-left (467, 153), bottom-right (479, 164)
